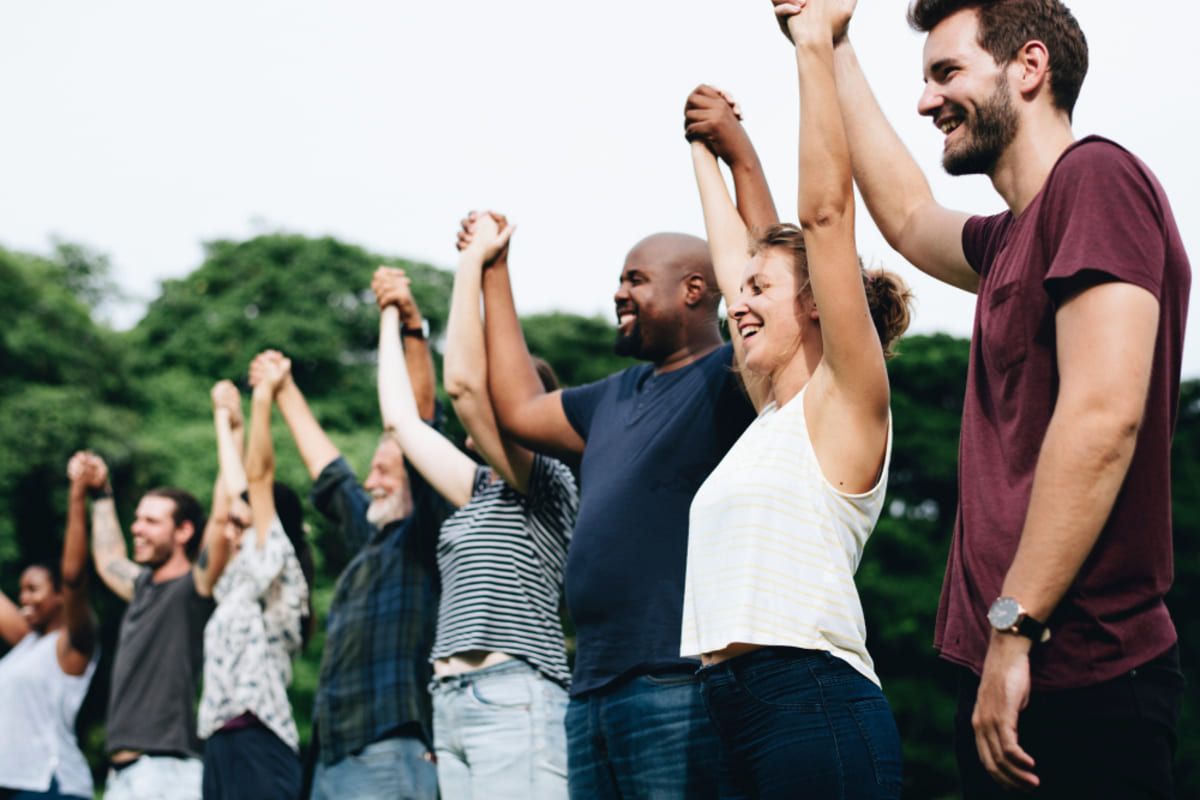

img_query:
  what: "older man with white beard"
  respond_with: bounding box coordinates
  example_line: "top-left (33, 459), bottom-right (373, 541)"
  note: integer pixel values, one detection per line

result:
top-left (256, 277), bottom-right (452, 800)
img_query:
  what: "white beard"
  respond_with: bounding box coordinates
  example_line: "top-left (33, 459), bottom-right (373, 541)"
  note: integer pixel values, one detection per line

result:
top-left (366, 491), bottom-right (408, 528)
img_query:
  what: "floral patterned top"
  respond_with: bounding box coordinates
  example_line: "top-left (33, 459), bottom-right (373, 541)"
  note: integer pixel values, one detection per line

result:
top-left (198, 517), bottom-right (308, 752)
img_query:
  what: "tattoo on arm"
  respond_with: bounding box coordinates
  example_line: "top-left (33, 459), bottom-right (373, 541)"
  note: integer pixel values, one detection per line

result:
top-left (92, 500), bottom-right (126, 557)
top-left (91, 499), bottom-right (138, 596)
top-left (108, 561), bottom-right (141, 583)
top-left (197, 546), bottom-right (210, 571)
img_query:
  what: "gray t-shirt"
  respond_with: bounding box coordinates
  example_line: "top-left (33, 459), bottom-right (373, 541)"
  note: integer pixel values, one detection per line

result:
top-left (106, 569), bottom-right (214, 757)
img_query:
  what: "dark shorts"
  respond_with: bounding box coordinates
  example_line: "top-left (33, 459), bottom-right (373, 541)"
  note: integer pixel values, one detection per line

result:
top-left (955, 644), bottom-right (1185, 799)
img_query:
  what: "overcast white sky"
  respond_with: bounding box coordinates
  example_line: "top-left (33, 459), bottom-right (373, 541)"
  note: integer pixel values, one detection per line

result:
top-left (3, 1), bottom-right (1197, 375)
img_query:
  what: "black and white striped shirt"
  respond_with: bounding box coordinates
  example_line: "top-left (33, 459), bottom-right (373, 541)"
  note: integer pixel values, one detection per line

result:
top-left (430, 454), bottom-right (578, 686)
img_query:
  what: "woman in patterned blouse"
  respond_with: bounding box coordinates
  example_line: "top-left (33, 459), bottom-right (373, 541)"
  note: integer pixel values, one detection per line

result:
top-left (197, 369), bottom-right (314, 799)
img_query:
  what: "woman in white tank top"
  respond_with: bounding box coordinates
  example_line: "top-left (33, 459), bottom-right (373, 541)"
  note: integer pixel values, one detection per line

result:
top-left (0, 452), bottom-right (103, 800)
top-left (680, 1), bottom-right (915, 796)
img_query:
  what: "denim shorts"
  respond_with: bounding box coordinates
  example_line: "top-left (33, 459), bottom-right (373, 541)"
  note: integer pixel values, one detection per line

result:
top-left (698, 646), bottom-right (903, 799)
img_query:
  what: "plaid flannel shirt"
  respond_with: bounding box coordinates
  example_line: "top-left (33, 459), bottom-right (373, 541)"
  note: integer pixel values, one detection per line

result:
top-left (309, 454), bottom-right (452, 765)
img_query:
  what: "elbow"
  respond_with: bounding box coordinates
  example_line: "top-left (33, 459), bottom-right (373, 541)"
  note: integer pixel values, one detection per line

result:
top-left (61, 562), bottom-right (85, 588)
top-left (443, 370), bottom-right (484, 403)
top-left (797, 197), bottom-right (852, 234)
top-left (1065, 400), bottom-right (1145, 469)
top-left (245, 457), bottom-right (274, 485)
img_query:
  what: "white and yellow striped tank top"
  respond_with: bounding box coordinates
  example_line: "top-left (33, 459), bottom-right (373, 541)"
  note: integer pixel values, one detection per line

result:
top-left (680, 384), bottom-right (891, 686)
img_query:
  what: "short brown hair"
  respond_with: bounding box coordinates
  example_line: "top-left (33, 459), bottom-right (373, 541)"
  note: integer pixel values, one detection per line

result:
top-left (143, 487), bottom-right (206, 559)
top-left (907, 0), bottom-right (1088, 117)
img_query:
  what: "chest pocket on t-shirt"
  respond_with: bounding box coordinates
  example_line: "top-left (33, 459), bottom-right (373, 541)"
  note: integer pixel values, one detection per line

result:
top-left (981, 280), bottom-right (1032, 374)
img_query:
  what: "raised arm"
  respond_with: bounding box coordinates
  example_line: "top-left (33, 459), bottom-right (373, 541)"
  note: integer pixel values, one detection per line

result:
top-left (686, 87), bottom-right (774, 411)
top-left (246, 363), bottom-right (283, 549)
top-left (685, 85), bottom-right (779, 234)
top-left (373, 268), bottom-right (476, 508)
top-left (379, 266), bottom-right (438, 423)
top-left (255, 350), bottom-right (341, 481)
top-left (480, 232), bottom-right (585, 460)
top-left (53, 453), bottom-right (99, 673)
top-left (774, 0), bottom-right (976, 292)
top-left (789, 3), bottom-right (889, 406)
top-left (445, 212), bottom-right (538, 492)
top-left (83, 455), bottom-right (139, 602)
top-left (0, 587), bottom-right (28, 647)
top-left (192, 382), bottom-right (241, 598)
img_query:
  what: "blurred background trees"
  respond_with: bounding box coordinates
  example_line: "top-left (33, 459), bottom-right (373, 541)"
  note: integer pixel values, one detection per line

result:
top-left (0, 235), bottom-right (1195, 798)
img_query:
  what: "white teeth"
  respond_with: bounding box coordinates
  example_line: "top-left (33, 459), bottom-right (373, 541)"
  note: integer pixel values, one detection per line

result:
top-left (618, 313), bottom-right (635, 325)
top-left (741, 325), bottom-right (761, 336)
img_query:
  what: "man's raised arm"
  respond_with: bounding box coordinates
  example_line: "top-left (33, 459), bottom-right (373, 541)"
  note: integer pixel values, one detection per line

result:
top-left (774, 0), bottom-right (977, 292)
top-left (255, 350), bottom-right (341, 482)
top-left (480, 239), bottom-right (585, 460)
top-left (82, 455), bottom-right (140, 602)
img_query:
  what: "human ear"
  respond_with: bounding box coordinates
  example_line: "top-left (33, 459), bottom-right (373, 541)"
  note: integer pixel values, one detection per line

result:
top-left (1014, 39), bottom-right (1050, 97)
top-left (682, 274), bottom-right (708, 308)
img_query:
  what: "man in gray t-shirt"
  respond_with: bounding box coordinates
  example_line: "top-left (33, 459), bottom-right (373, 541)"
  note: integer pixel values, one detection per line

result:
top-left (79, 454), bottom-right (224, 800)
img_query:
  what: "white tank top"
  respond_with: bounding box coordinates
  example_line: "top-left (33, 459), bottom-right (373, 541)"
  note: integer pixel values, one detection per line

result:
top-left (0, 629), bottom-right (98, 796)
top-left (681, 386), bottom-right (891, 685)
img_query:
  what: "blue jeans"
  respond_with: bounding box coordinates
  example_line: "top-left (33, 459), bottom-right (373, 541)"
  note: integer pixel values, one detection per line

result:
top-left (698, 647), bottom-right (902, 799)
top-left (430, 658), bottom-right (568, 799)
top-left (310, 735), bottom-right (437, 800)
top-left (566, 670), bottom-right (719, 799)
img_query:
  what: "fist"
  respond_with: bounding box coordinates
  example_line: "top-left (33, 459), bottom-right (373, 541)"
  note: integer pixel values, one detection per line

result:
top-left (249, 350), bottom-right (293, 394)
top-left (684, 85), bottom-right (751, 164)
top-left (211, 380), bottom-right (244, 425)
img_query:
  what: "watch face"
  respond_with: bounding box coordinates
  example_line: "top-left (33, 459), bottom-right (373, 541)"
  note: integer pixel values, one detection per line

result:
top-left (988, 597), bottom-right (1021, 629)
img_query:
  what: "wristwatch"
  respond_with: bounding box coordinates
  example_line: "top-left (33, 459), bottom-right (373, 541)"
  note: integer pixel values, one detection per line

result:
top-left (402, 319), bottom-right (430, 339)
top-left (987, 597), bottom-right (1051, 643)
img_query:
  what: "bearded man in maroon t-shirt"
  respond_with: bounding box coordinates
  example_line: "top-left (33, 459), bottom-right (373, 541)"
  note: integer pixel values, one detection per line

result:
top-left (769, 0), bottom-right (1191, 795)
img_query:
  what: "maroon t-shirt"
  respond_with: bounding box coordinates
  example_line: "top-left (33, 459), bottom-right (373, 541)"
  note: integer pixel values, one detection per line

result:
top-left (934, 136), bottom-right (1191, 691)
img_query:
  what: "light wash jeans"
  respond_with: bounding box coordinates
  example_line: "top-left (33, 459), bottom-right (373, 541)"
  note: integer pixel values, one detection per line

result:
top-left (309, 735), bottom-right (437, 800)
top-left (430, 658), bottom-right (569, 799)
top-left (103, 755), bottom-right (203, 800)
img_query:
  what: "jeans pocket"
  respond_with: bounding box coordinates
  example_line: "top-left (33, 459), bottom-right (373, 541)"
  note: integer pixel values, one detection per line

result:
top-left (469, 675), bottom-right (534, 709)
top-left (738, 663), bottom-right (823, 712)
top-left (641, 671), bottom-right (699, 687)
top-left (536, 682), bottom-right (570, 777)
top-left (849, 696), bottom-right (903, 796)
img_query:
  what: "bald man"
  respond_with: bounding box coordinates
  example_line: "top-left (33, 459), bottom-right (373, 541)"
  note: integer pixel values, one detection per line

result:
top-left (481, 227), bottom-right (756, 799)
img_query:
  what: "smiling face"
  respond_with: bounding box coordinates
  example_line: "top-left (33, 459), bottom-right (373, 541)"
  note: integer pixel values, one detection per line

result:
top-left (918, 8), bottom-right (1019, 176)
top-left (130, 495), bottom-right (187, 567)
top-left (18, 566), bottom-right (62, 634)
top-left (364, 437), bottom-right (412, 528)
top-left (613, 235), bottom-right (697, 363)
top-left (729, 249), bottom-right (812, 379)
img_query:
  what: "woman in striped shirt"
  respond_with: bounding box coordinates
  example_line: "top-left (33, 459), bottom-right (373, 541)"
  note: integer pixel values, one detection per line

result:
top-left (679, 1), bottom-right (914, 796)
top-left (372, 212), bottom-right (578, 800)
